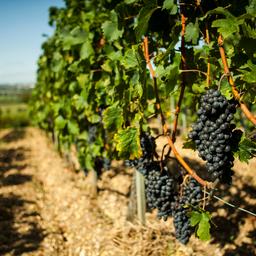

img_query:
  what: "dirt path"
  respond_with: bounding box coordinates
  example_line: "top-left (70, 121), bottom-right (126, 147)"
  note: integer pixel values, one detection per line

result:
top-left (0, 128), bottom-right (255, 256)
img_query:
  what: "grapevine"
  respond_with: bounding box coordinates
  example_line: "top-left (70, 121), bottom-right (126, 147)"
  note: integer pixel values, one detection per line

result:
top-left (31, 0), bottom-right (256, 246)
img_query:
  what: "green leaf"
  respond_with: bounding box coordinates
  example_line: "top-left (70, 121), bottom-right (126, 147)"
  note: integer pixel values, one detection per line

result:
top-left (212, 18), bottom-right (242, 38)
top-left (135, 1), bottom-right (158, 40)
top-left (68, 120), bottom-right (79, 135)
top-left (201, 6), bottom-right (234, 20)
top-left (124, 0), bottom-right (137, 3)
top-left (87, 113), bottom-right (101, 124)
top-left (51, 52), bottom-right (65, 73)
top-left (55, 115), bottom-right (66, 130)
top-left (114, 127), bottom-right (141, 159)
top-left (197, 212), bottom-right (211, 241)
top-left (101, 60), bottom-right (113, 73)
top-left (77, 74), bottom-right (89, 87)
top-left (183, 139), bottom-right (196, 150)
top-left (219, 79), bottom-right (233, 100)
top-left (162, 0), bottom-right (177, 15)
top-left (102, 10), bottom-right (123, 42)
top-left (235, 136), bottom-right (256, 163)
top-left (239, 60), bottom-right (256, 84)
top-left (246, 0), bottom-right (256, 17)
top-left (61, 27), bottom-right (87, 50)
top-left (80, 40), bottom-right (94, 60)
top-left (190, 211), bottom-right (202, 226)
top-left (121, 48), bottom-right (139, 69)
top-left (185, 20), bottom-right (200, 45)
top-left (103, 102), bottom-right (124, 131)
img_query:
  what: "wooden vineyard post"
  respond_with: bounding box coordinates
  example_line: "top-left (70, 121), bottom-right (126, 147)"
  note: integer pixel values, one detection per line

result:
top-left (181, 112), bottom-right (187, 134)
top-left (136, 170), bottom-right (146, 225)
top-left (126, 171), bottom-right (137, 222)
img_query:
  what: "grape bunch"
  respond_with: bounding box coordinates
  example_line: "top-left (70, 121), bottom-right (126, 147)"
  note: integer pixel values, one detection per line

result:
top-left (94, 156), bottom-right (111, 176)
top-left (189, 89), bottom-right (237, 182)
top-left (173, 178), bottom-right (202, 244)
top-left (125, 132), bottom-right (156, 175)
top-left (144, 161), bottom-right (178, 220)
top-left (88, 125), bottom-right (97, 143)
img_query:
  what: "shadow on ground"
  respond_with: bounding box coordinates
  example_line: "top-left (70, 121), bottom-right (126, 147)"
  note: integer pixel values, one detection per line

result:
top-left (0, 147), bottom-right (29, 185)
top-left (0, 194), bottom-right (45, 255)
top-left (0, 129), bottom-right (45, 255)
top-left (1, 129), bottom-right (26, 143)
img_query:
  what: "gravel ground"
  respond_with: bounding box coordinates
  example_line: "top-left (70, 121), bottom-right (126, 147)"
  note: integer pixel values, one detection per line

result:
top-left (0, 127), bottom-right (255, 256)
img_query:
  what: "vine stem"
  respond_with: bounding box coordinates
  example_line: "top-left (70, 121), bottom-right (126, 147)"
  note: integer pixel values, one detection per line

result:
top-left (218, 35), bottom-right (256, 126)
top-left (143, 37), bottom-right (168, 134)
top-left (197, 0), bottom-right (211, 86)
top-left (171, 14), bottom-right (186, 143)
top-left (142, 37), bottom-right (209, 187)
top-left (180, 69), bottom-right (207, 77)
top-left (205, 25), bottom-right (211, 86)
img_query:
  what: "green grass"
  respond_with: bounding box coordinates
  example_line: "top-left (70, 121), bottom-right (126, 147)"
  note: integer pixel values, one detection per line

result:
top-left (0, 103), bottom-right (31, 128)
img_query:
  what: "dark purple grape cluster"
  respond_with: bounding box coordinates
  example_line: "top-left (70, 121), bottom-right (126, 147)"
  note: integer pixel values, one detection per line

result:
top-left (144, 162), bottom-right (177, 220)
top-left (124, 132), bottom-right (156, 175)
top-left (189, 89), bottom-right (237, 182)
top-left (94, 156), bottom-right (111, 176)
top-left (173, 178), bottom-right (202, 244)
top-left (88, 125), bottom-right (97, 143)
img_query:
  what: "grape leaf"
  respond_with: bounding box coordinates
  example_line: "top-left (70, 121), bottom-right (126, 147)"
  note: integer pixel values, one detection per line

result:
top-left (212, 18), bottom-right (242, 38)
top-left (68, 120), bottom-right (79, 135)
top-left (102, 102), bottom-right (124, 131)
top-left (80, 40), bottom-right (94, 60)
top-left (77, 74), bottom-right (89, 87)
top-left (162, 0), bottom-right (177, 15)
top-left (197, 212), bottom-right (211, 241)
top-left (135, 1), bottom-right (158, 40)
top-left (190, 211), bottom-right (202, 226)
top-left (61, 27), bottom-right (87, 50)
top-left (185, 20), bottom-right (200, 45)
top-left (121, 48), bottom-right (139, 69)
top-left (55, 115), bottom-right (66, 130)
top-left (183, 139), bottom-right (196, 150)
top-left (51, 52), bottom-right (65, 73)
top-left (234, 136), bottom-right (256, 163)
top-left (239, 60), bottom-right (256, 84)
top-left (102, 10), bottom-right (123, 42)
top-left (114, 127), bottom-right (141, 159)
top-left (219, 79), bottom-right (233, 100)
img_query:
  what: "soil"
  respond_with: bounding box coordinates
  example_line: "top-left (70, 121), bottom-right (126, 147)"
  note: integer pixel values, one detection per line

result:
top-left (0, 127), bottom-right (255, 256)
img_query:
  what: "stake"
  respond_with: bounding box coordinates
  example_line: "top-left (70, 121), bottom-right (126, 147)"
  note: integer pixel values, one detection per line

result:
top-left (136, 170), bottom-right (146, 225)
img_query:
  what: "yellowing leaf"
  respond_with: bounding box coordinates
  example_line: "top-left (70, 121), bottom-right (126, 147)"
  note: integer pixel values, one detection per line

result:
top-left (114, 127), bottom-right (141, 159)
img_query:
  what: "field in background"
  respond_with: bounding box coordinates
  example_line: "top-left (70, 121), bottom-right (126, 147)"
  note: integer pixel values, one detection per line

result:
top-left (0, 84), bottom-right (32, 128)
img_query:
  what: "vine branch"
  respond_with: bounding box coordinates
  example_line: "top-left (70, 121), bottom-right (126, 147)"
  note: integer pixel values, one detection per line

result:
top-left (143, 37), bottom-right (168, 134)
top-left (142, 36), bottom-right (209, 187)
top-left (218, 35), bottom-right (256, 126)
top-left (205, 25), bottom-right (211, 86)
top-left (171, 14), bottom-right (187, 143)
top-left (180, 69), bottom-right (207, 77)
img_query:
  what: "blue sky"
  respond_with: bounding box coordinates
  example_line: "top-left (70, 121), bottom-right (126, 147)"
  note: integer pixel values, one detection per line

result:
top-left (0, 0), bottom-right (64, 84)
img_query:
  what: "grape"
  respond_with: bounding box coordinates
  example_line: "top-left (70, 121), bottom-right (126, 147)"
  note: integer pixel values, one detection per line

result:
top-left (124, 132), bottom-right (156, 175)
top-left (173, 178), bottom-right (202, 244)
top-left (94, 156), bottom-right (111, 176)
top-left (144, 161), bottom-right (178, 220)
top-left (88, 125), bottom-right (97, 143)
top-left (188, 89), bottom-right (238, 182)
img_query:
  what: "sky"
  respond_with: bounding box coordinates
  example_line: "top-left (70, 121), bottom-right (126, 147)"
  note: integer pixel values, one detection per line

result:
top-left (0, 0), bottom-right (65, 84)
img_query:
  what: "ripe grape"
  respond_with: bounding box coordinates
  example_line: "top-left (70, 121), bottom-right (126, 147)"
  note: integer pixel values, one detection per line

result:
top-left (189, 89), bottom-right (237, 182)
top-left (173, 178), bottom-right (202, 244)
